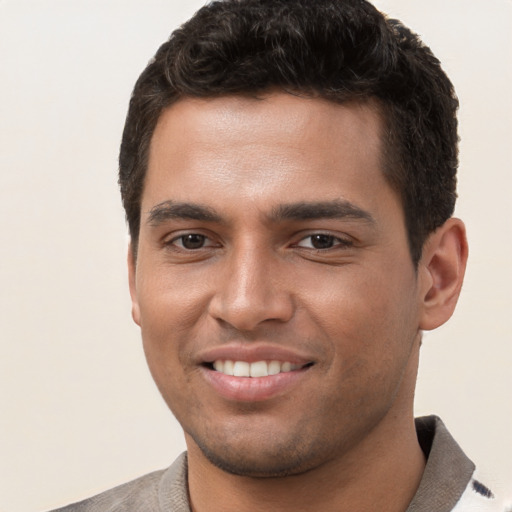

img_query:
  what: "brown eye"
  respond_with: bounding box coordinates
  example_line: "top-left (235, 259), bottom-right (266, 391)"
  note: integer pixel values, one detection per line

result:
top-left (296, 233), bottom-right (352, 250)
top-left (179, 234), bottom-right (207, 249)
top-left (310, 234), bottom-right (336, 249)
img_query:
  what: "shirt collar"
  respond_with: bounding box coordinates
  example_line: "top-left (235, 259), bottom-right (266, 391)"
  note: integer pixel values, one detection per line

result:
top-left (160, 415), bottom-right (476, 512)
top-left (406, 415), bottom-right (475, 512)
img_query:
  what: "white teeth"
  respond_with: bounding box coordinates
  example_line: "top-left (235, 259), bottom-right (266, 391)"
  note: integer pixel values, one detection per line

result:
top-left (281, 362), bottom-right (292, 372)
top-left (233, 361), bottom-right (250, 377)
top-left (212, 359), bottom-right (304, 377)
top-left (268, 360), bottom-right (281, 375)
top-left (223, 360), bottom-right (234, 376)
top-left (250, 361), bottom-right (268, 377)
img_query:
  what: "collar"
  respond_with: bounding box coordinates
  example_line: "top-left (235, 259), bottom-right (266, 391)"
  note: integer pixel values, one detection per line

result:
top-left (160, 415), bottom-right (476, 512)
top-left (406, 415), bottom-right (475, 512)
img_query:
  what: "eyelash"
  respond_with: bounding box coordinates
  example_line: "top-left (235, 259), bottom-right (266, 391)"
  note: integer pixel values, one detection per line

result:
top-left (165, 232), bottom-right (353, 252)
top-left (166, 233), bottom-right (217, 250)
top-left (294, 233), bottom-right (353, 250)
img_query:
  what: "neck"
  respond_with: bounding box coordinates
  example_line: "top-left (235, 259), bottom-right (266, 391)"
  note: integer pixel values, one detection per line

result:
top-left (186, 344), bottom-right (425, 512)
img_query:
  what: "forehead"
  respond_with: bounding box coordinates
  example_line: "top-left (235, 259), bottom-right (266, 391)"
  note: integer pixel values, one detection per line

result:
top-left (150, 93), bottom-right (383, 161)
top-left (143, 93), bottom-right (393, 218)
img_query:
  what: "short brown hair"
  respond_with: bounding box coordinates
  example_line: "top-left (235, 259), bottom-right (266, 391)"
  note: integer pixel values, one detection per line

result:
top-left (119, 0), bottom-right (458, 264)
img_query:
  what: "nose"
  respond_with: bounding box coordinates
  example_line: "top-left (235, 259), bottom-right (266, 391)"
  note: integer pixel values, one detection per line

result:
top-left (208, 242), bottom-right (294, 332)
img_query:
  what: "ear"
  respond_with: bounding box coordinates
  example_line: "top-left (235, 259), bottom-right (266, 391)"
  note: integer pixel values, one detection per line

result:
top-left (418, 218), bottom-right (468, 331)
top-left (127, 243), bottom-right (141, 326)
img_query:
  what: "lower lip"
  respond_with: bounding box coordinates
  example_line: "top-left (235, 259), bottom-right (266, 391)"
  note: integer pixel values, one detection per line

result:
top-left (201, 366), bottom-right (311, 402)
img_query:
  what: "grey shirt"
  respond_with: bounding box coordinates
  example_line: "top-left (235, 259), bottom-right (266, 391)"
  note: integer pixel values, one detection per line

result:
top-left (48, 416), bottom-right (493, 512)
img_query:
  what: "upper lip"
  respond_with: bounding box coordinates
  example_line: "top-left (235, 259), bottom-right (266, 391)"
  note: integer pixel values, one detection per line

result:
top-left (197, 343), bottom-right (315, 366)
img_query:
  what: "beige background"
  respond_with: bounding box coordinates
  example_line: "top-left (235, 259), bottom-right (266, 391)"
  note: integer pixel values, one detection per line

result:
top-left (0, 1), bottom-right (510, 510)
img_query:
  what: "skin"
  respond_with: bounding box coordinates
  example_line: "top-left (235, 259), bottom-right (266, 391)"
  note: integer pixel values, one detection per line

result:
top-left (128, 93), bottom-right (468, 511)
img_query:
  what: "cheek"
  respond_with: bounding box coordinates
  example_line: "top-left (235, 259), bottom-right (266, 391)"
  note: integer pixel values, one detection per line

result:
top-left (136, 275), bottom-right (203, 412)
top-left (138, 262), bottom-right (210, 327)
top-left (135, 266), bottom-right (213, 372)
top-left (135, 270), bottom-right (216, 426)
top-left (299, 263), bottom-right (419, 358)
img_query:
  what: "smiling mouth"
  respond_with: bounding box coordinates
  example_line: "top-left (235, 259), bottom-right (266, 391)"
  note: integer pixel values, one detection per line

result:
top-left (206, 360), bottom-right (314, 377)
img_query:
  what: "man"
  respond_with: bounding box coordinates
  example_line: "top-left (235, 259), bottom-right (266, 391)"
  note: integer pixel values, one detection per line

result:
top-left (50, 0), bottom-right (502, 510)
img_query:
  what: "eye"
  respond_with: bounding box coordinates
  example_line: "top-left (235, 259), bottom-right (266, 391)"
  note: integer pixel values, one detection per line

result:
top-left (171, 234), bottom-right (212, 250)
top-left (296, 233), bottom-right (352, 250)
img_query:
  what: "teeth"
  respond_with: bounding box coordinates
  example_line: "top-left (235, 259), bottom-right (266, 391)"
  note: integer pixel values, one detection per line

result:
top-left (233, 361), bottom-right (250, 377)
top-left (281, 362), bottom-right (292, 372)
top-left (250, 361), bottom-right (268, 378)
top-left (212, 360), bottom-right (303, 377)
top-left (223, 360), bottom-right (234, 376)
top-left (268, 360), bottom-right (281, 375)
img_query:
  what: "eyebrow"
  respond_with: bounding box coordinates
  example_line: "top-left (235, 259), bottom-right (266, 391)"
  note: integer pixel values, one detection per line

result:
top-left (270, 200), bottom-right (375, 224)
top-left (147, 201), bottom-right (222, 226)
top-left (146, 199), bottom-right (375, 227)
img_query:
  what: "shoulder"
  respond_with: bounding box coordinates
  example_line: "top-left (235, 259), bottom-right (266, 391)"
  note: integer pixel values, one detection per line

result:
top-left (46, 452), bottom-right (189, 512)
top-left (47, 469), bottom-right (165, 512)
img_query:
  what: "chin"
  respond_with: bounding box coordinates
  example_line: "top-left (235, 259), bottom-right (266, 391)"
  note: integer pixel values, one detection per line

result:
top-left (198, 445), bottom-right (311, 478)
top-left (188, 427), bottom-right (334, 478)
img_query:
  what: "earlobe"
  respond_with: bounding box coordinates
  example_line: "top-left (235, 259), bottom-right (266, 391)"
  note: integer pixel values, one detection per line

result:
top-left (418, 218), bottom-right (468, 331)
top-left (127, 243), bottom-right (141, 326)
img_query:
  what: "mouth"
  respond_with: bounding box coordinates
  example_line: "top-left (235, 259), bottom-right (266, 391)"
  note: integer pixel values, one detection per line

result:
top-left (198, 345), bottom-right (316, 401)
top-left (206, 359), bottom-right (314, 377)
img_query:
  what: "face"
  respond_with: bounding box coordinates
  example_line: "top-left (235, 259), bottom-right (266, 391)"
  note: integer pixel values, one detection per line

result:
top-left (130, 93), bottom-right (425, 477)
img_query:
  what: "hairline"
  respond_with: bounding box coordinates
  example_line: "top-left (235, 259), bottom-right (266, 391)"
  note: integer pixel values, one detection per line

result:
top-left (128, 90), bottom-right (416, 264)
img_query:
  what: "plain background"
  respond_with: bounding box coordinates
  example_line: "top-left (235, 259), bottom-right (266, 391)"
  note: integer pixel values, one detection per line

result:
top-left (0, 1), bottom-right (511, 510)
